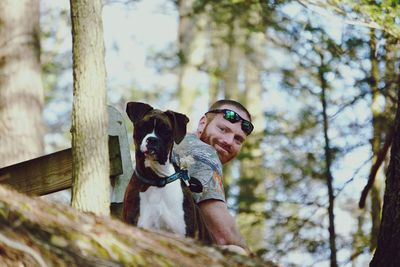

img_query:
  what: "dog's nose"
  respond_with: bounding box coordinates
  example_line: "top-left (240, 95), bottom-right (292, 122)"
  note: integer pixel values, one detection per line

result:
top-left (146, 136), bottom-right (159, 146)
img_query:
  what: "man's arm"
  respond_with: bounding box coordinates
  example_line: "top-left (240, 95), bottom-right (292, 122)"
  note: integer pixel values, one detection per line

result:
top-left (198, 199), bottom-right (248, 250)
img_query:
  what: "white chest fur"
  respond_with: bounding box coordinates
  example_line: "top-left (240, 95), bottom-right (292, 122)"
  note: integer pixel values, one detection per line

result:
top-left (137, 152), bottom-right (186, 236)
top-left (138, 180), bottom-right (186, 236)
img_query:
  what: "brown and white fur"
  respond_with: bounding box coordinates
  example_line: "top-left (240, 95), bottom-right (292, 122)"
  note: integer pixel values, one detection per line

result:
top-left (123, 102), bottom-right (213, 243)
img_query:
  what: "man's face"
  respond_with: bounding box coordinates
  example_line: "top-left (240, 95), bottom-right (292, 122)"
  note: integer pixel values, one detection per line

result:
top-left (198, 105), bottom-right (249, 165)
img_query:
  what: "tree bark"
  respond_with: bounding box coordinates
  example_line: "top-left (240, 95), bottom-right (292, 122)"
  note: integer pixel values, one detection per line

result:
top-left (351, 210), bottom-right (366, 267)
top-left (0, 185), bottom-right (275, 267)
top-left (177, 0), bottom-right (208, 125)
top-left (0, 0), bottom-right (45, 168)
top-left (319, 58), bottom-right (338, 267)
top-left (368, 28), bottom-right (383, 252)
top-left (237, 28), bottom-right (267, 253)
top-left (370, 89), bottom-right (400, 266)
top-left (70, 0), bottom-right (110, 215)
top-left (223, 19), bottom-right (241, 100)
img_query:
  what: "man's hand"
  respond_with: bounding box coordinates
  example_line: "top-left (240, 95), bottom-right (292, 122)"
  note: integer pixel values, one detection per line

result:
top-left (219, 244), bottom-right (249, 256)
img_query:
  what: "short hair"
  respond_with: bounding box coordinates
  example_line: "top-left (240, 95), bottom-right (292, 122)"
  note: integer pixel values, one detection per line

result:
top-left (208, 99), bottom-right (252, 121)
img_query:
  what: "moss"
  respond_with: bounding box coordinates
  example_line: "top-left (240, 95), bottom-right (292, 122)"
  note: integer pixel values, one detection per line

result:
top-left (89, 239), bottom-right (110, 258)
top-left (152, 256), bottom-right (175, 267)
top-left (109, 243), bottom-right (146, 266)
top-left (51, 235), bottom-right (68, 247)
top-left (128, 253), bottom-right (146, 266)
top-left (67, 233), bottom-right (110, 259)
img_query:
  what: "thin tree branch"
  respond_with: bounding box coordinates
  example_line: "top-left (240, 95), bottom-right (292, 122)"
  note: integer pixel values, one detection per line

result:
top-left (359, 127), bottom-right (394, 208)
top-left (335, 156), bottom-right (372, 198)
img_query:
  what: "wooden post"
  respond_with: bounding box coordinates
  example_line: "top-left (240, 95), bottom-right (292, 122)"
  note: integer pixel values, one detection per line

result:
top-left (107, 105), bottom-right (133, 217)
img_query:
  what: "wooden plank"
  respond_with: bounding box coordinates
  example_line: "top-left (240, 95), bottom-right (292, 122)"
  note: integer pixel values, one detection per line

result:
top-left (0, 149), bottom-right (72, 196)
top-left (0, 105), bottom-right (133, 210)
top-left (0, 137), bottom-right (123, 196)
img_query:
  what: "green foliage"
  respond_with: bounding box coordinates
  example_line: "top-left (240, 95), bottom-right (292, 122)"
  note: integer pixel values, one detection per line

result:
top-left (192, 0), bottom-right (287, 39)
top-left (328, 0), bottom-right (400, 39)
top-left (41, 6), bottom-right (72, 98)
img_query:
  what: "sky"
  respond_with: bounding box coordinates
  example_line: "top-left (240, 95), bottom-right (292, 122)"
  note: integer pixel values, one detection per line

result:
top-left (103, 0), bottom-right (178, 90)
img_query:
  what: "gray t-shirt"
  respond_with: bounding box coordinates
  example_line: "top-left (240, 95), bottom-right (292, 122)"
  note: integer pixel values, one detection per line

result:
top-left (172, 133), bottom-right (225, 203)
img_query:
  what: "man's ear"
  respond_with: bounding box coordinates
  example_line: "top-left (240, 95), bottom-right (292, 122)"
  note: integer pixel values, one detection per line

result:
top-left (197, 116), bottom-right (207, 135)
top-left (126, 102), bottom-right (153, 124)
top-left (165, 110), bottom-right (189, 144)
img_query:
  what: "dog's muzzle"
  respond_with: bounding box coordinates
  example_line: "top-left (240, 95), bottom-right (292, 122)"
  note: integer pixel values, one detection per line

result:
top-left (142, 136), bottom-right (169, 164)
top-left (145, 137), bottom-right (159, 154)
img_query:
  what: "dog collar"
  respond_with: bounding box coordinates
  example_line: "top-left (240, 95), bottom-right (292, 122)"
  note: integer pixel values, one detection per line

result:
top-left (134, 169), bottom-right (190, 188)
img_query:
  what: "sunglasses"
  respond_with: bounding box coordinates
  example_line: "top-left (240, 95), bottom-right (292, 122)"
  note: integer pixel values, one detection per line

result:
top-left (206, 109), bottom-right (254, 135)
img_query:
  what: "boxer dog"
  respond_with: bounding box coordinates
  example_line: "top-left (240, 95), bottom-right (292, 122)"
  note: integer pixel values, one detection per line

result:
top-left (123, 102), bottom-right (213, 243)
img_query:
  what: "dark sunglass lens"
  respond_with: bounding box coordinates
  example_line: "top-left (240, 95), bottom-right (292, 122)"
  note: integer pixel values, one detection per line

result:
top-left (224, 110), bottom-right (237, 121)
top-left (242, 121), bottom-right (253, 134)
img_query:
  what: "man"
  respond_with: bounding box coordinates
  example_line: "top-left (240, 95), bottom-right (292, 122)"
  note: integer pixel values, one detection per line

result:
top-left (173, 99), bottom-right (254, 253)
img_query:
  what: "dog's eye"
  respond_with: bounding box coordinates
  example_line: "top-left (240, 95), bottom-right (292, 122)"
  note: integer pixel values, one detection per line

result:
top-left (155, 121), bottom-right (169, 132)
top-left (163, 128), bottom-right (172, 136)
top-left (137, 121), bottom-right (153, 132)
top-left (157, 126), bottom-right (172, 139)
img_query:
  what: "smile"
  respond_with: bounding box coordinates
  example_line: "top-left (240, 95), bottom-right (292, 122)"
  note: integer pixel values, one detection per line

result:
top-left (215, 144), bottom-right (229, 155)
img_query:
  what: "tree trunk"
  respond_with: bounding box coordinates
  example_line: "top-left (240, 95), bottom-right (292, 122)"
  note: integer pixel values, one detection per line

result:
top-left (177, 0), bottom-right (208, 124)
top-left (319, 61), bottom-right (338, 267)
top-left (237, 29), bottom-right (267, 253)
top-left (207, 7), bottom-right (226, 106)
top-left (370, 87), bottom-right (400, 266)
top-left (223, 20), bottom-right (241, 100)
top-left (0, 185), bottom-right (275, 267)
top-left (0, 0), bottom-right (45, 168)
top-left (351, 210), bottom-right (366, 267)
top-left (70, 0), bottom-right (110, 215)
top-left (208, 26), bottom-right (221, 106)
top-left (369, 28), bottom-right (383, 252)
top-left (382, 33), bottom-right (399, 174)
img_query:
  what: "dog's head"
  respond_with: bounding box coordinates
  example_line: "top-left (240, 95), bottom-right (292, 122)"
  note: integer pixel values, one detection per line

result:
top-left (126, 102), bottom-right (189, 165)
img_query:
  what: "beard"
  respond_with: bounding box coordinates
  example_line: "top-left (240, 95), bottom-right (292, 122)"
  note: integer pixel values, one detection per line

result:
top-left (199, 125), bottom-right (232, 164)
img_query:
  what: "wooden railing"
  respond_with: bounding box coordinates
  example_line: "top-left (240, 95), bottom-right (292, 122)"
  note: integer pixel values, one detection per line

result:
top-left (0, 106), bottom-right (133, 217)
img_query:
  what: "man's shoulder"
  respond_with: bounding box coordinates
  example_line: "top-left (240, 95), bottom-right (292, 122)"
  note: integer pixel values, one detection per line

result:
top-left (174, 133), bottom-right (217, 158)
top-left (173, 134), bottom-right (225, 203)
top-left (173, 133), bottom-right (221, 172)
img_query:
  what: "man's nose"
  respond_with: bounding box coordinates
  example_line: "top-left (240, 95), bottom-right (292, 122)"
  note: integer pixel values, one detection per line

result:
top-left (222, 134), bottom-right (234, 146)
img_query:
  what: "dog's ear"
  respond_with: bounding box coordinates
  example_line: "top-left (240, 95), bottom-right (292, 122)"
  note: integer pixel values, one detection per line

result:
top-left (126, 102), bottom-right (153, 124)
top-left (165, 110), bottom-right (189, 144)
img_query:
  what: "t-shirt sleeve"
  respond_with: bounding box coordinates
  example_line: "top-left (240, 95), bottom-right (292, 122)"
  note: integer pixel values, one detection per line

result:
top-left (188, 154), bottom-right (225, 203)
top-left (172, 134), bottom-right (225, 204)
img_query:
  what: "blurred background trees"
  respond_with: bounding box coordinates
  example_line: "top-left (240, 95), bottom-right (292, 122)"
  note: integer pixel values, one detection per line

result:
top-left (1, 0), bottom-right (399, 266)
top-left (0, 0), bottom-right (45, 167)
